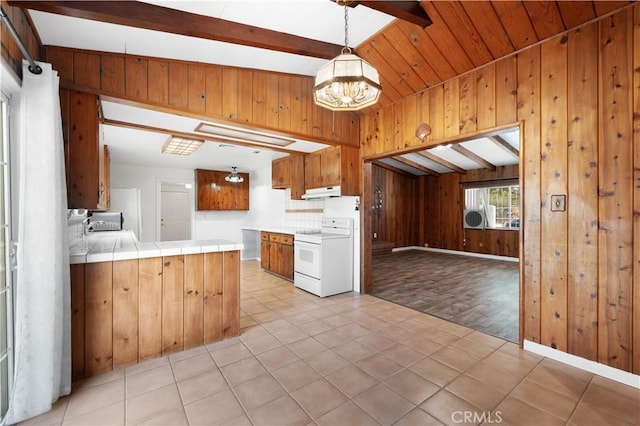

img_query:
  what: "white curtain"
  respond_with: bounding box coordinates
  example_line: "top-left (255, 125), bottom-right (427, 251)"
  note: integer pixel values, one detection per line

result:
top-left (5, 61), bottom-right (71, 424)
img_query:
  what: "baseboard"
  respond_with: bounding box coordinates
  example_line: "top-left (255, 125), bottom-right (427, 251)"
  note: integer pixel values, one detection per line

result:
top-left (523, 340), bottom-right (640, 389)
top-left (392, 245), bottom-right (519, 263)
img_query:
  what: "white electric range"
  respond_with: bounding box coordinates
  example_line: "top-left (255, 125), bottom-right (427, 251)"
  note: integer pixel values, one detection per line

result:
top-left (294, 217), bottom-right (353, 297)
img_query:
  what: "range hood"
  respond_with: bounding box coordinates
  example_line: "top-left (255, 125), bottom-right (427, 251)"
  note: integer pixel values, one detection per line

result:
top-left (301, 186), bottom-right (341, 199)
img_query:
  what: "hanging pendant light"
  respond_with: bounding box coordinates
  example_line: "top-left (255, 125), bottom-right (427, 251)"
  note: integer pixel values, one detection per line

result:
top-left (225, 167), bottom-right (244, 183)
top-left (313, 1), bottom-right (381, 111)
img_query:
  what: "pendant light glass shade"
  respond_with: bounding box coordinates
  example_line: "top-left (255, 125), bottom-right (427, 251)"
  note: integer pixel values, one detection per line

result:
top-left (313, 52), bottom-right (381, 111)
top-left (225, 167), bottom-right (244, 183)
top-left (313, 2), bottom-right (381, 111)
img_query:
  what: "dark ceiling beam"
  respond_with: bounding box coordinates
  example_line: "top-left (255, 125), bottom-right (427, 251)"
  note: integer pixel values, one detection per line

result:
top-left (416, 150), bottom-right (466, 174)
top-left (450, 145), bottom-right (497, 171)
top-left (392, 156), bottom-right (440, 176)
top-left (9, 0), bottom-right (343, 59)
top-left (343, 1), bottom-right (432, 29)
top-left (488, 135), bottom-right (520, 159)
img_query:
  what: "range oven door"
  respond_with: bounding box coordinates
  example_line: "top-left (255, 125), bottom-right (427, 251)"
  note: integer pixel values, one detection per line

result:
top-left (294, 240), bottom-right (321, 279)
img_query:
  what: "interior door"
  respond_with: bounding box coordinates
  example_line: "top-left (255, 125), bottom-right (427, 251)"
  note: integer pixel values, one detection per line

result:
top-left (160, 189), bottom-right (191, 241)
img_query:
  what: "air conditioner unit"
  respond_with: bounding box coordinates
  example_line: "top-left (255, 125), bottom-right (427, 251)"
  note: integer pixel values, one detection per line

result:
top-left (463, 209), bottom-right (485, 229)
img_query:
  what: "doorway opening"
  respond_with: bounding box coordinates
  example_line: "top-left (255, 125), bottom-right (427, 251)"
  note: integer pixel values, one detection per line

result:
top-left (364, 126), bottom-right (522, 343)
top-left (158, 181), bottom-right (193, 241)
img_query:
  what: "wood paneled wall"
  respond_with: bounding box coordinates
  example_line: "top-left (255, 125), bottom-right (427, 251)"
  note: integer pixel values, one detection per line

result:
top-left (361, 5), bottom-right (639, 374)
top-left (44, 46), bottom-right (359, 147)
top-left (371, 164), bottom-right (419, 248)
top-left (420, 165), bottom-right (520, 258)
top-left (0, 2), bottom-right (41, 77)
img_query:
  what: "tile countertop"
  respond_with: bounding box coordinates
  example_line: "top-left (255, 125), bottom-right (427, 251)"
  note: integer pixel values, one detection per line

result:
top-left (69, 230), bottom-right (244, 264)
top-left (241, 226), bottom-right (320, 235)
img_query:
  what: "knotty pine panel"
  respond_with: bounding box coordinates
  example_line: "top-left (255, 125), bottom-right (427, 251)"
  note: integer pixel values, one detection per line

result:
top-left (633, 3), bottom-right (640, 376)
top-left (44, 46), bottom-right (360, 146)
top-left (125, 57), bottom-right (148, 101)
top-left (539, 35), bottom-right (569, 352)
top-left (113, 259), bottom-right (139, 368)
top-left (567, 24), bottom-right (599, 362)
top-left (204, 252), bottom-right (223, 343)
top-left (443, 79), bottom-right (460, 139)
top-left (476, 63), bottom-right (496, 130)
top-left (138, 257), bottom-right (163, 361)
top-left (70, 264), bottom-right (85, 380)
top-left (459, 71), bottom-right (477, 135)
top-left (222, 251), bottom-right (240, 338)
top-left (597, 9), bottom-right (634, 372)
top-left (162, 255), bottom-right (184, 355)
top-left (0, 4), bottom-right (41, 76)
top-left (184, 254), bottom-right (204, 349)
top-left (360, 5), bottom-right (639, 373)
top-left (84, 262), bottom-right (113, 376)
top-left (100, 55), bottom-right (125, 96)
top-left (517, 45), bottom-right (542, 344)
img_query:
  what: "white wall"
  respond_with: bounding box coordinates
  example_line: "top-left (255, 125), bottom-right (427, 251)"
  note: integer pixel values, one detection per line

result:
top-left (110, 162), bottom-right (286, 243)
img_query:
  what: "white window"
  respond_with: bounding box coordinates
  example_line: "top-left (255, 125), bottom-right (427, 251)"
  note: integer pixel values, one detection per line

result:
top-left (465, 184), bottom-right (520, 229)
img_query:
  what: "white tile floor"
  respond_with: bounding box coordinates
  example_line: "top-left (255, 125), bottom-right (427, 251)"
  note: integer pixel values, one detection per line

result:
top-left (22, 260), bottom-right (640, 425)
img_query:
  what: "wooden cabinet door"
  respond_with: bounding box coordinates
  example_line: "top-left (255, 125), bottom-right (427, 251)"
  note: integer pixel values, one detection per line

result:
top-left (304, 153), bottom-right (322, 190)
top-left (290, 154), bottom-right (305, 199)
top-left (66, 90), bottom-right (100, 209)
top-left (196, 169), bottom-right (249, 210)
top-left (269, 241), bottom-right (280, 275)
top-left (260, 233), bottom-right (270, 270)
top-left (281, 243), bottom-right (294, 280)
top-left (321, 146), bottom-right (342, 187)
top-left (271, 157), bottom-right (290, 188)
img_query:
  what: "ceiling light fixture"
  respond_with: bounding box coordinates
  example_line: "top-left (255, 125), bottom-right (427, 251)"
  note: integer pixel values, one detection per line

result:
top-left (225, 167), bottom-right (244, 183)
top-left (313, 0), bottom-right (381, 111)
top-left (162, 136), bottom-right (203, 156)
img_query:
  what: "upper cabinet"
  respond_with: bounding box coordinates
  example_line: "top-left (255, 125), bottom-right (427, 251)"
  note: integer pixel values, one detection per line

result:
top-left (61, 89), bottom-right (110, 210)
top-left (304, 145), bottom-right (359, 195)
top-left (196, 169), bottom-right (249, 210)
top-left (272, 154), bottom-right (304, 200)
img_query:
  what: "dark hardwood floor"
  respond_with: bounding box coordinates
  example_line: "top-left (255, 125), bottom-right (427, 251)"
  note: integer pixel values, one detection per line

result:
top-left (371, 249), bottom-right (519, 343)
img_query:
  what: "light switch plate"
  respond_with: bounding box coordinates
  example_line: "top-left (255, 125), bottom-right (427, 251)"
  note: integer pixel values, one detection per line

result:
top-left (551, 195), bottom-right (566, 212)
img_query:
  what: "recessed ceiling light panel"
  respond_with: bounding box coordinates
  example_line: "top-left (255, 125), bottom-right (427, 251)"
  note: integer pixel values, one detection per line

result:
top-left (162, 136), bottom-right (204, 156)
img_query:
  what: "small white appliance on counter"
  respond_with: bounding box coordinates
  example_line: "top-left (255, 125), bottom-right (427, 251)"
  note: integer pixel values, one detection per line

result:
top-left (87, 212), bottom-right (123, 231)
top-left (294, 217), bottom-right (353, 297)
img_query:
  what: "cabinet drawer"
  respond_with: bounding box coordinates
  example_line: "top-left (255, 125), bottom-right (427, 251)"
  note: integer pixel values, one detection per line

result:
top-left (280, 235), bottom-right (294, 246)
top-left (261, 232), bottom-right (270, 241)
top-left (269, 234), bottom-right (282, 243)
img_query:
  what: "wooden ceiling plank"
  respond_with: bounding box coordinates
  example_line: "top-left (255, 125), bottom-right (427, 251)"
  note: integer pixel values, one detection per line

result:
top-left (490, 1), bottom-right (539, 50)
top-left (430, 1), bottom-right (495, 67)
top-left (488, 135), bottom-right (520, 159)
top-left (416, 150), bottom-right (466, 174)
top-left (459, 1), bottom-right (515, 59)
top-left (522, 1), bottom-right (566, 40)
top-left (372, 160), bottom-right (417, 177)
top-left (419, 1), bottom-right (476, 75)
top-left (593, 1), bottom-right (632, 16)
top-left (397, 21), bottom-right (457, 82)
top-left (352, 1), bottom-right (432, 29)
top-left (450, 144), bottom-right (497, 171)
top-left (556, 1), bottom-right (596, 29)
top-left (357, 41), bottom-right (415, 99)
top-left (392, 155), bottom-right (441, 176)
top-left (9, 0), bottom-right (342, 59)
top-left (382, 23), bottom-right (441, 87)
top-left (368, 34), bottom-right (427, 93)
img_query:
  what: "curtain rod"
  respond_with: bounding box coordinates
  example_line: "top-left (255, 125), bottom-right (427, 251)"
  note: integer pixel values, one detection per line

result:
top-left (0, 6), bottom-right (42, 75)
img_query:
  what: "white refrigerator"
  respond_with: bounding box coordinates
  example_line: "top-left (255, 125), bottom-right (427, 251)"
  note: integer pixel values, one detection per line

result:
top-left (110, 188), bottom-right (142, 240)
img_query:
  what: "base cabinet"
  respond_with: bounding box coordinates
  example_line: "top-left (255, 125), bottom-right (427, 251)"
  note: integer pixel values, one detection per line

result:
top-left (260, 232), bottom-right (294, 281)
top-left (70, 251), bottom-right (240, 380)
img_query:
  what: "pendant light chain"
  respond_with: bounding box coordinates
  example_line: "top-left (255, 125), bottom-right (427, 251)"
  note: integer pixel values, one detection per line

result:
top-left (343, 3), bottom-right (350, 54)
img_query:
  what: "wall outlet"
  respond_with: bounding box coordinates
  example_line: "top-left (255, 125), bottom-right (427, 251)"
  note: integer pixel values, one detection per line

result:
top-left (373, 232), bottom-right (377, 239)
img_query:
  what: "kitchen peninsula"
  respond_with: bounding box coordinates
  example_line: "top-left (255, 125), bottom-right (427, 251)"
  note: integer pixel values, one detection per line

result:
top-left (69, 231), bottom-right (242, 379)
